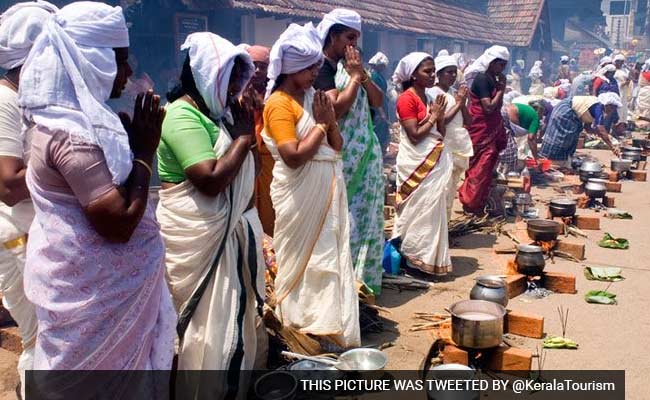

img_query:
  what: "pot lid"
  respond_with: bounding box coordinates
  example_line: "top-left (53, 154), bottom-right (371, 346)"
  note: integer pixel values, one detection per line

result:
top-left (517, 244), bottom-right (543, 253)
top-left (474, 275), bottom-right (506, 288)
top-left (550, 197), bottom-right (576, 206)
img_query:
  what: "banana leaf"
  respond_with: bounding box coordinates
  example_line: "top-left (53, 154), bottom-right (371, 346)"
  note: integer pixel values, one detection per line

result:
top-left (585, 290), bottom-right (617, 305)
top-left (597, 233), bottom-right (629, 250)
top-left (584, 267), bottom-right (625, 282)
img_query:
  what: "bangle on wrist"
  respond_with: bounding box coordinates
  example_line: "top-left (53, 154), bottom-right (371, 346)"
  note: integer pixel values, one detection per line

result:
top-left (133, 158), bottom-right (153, 176)
top-left (315, 123), bottom-right (328, 136)
top-left (360, 72), bottom-right (370, 84)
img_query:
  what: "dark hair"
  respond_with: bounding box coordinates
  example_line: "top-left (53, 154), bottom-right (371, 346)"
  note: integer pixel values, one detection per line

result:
top-left (166, 54), bottom-right (207, 111)
top-left (271, 74), bottom-right (287, 94)
top-left (323, 23), bottom-right (353, 49)
top-left (401, 57), bottom-right (434, 91)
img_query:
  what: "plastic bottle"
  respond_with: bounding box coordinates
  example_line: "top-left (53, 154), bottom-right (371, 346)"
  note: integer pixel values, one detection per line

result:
top-left (521, 167), bottom-right (531, 193)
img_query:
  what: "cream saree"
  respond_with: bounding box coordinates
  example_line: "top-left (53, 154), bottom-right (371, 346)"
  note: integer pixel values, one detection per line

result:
top-left (262, 88), bottom-right (360, 348)
top-left (392, 102), bottom-right (454, 275)
top-left (156, 122), bottom-right (264, 395)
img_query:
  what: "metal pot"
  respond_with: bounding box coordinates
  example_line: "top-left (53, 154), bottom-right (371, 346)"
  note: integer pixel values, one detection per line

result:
top-left (622, 146), bottom-right (642, 154)
top-left (611, 158), bottom-right (633, 172)
top-left (527, 219), bottom-right (562, 242)
top-left (449, 300), bottom-right (505, 349)
top-left (255, 371), bottom-right (298, 400)
top-left (632, 138), bottom-right (648, 149)
top-left (470, 275), bottom-right (508, 307)
top-left (571, 157), bottom-right (584, 170)
top-left (579, 170), bottom-right (605, 183)
top-left (515, 244), bottom-right (546, 275)
top-left (622, 151), bottom-right (641, 161)
top-left (549, 197), bottom-right (577, 218)
top-left (584, 181), bottom-right (607, 198)
top-left (427, 364), bottom-right (479, 400)
top-left (579, 160), bottom-right (603, 173)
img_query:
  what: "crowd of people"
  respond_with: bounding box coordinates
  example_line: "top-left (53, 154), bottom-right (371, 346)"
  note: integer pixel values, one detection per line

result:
top-left (0, 0), bottom-right (639, 396)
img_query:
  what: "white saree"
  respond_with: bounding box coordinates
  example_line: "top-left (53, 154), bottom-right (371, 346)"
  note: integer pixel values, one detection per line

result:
top-left (392, 100), bottom-right (454, 276)
top-left (262, 88), bottom-right (360, 348)
top-left (156, 123), bottom-right (265, 377)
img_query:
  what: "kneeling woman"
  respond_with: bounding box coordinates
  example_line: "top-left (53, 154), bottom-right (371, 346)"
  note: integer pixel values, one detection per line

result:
top-left (156, 32), bottom-right (265, 378)
top-left (392, 53), bottom-right (453, 276)
top-left (262, 23), bottom-right (360, 348)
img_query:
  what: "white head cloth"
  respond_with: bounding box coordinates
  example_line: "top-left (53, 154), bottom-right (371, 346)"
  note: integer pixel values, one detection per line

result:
top-left (464, 45), bottom-right (510, 78)
top-left (452, 53), bottom-right (466, 69)
top-left (434, 54), bottom-right (457, 72)
top-left (595, 64), bottom-right (616, 83)
top-left (516, 59), bottom-right (525, 69)
top-left (369, 51), bottom-right (388, 66)
top-left (644, 58), bottom-right (650, 72)
top-left (0, 1), bottom-right (58, 69)
top-left (558, 79), bottom-right (571, 92)
top-left (181, 32), bottom-right (254, 123)
top-left (437, 49), bottom-right (449, 57)
top-left (266, 22), bottom-right (323, 99)
top-left (529, 60), bottom-right (543, 78)
top-left (560, 55), bottom-right (569, 62)
top-left (316, 8), bottom-right (361, 43)
top-left (599, 56), bottom-right (612, 67)
top-left (19, 2), bottom-right (131, 185)
top-left (598, 92), bottom-right (623, 108)
top-left (392, 52), bottom-right (432, 85)
top-left (614, 54), bottom-right (625, 62)
top-left (503, 91), bottom-right (522, 105)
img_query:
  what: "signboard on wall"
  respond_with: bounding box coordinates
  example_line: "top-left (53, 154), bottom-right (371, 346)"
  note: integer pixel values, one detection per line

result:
top-left (174, 13), bottom-right (208, 66)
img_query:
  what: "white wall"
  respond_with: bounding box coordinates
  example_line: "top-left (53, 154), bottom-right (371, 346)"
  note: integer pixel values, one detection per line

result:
top-left (246, 16), bottom-right (292, 47)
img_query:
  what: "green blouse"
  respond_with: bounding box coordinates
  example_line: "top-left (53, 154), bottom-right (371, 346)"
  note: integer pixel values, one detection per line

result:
top-left (157, 100), bottom-right (220, 183)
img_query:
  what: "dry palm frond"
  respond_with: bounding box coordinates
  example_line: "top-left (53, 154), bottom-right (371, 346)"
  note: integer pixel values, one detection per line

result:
top-left (263, 305), bottom-right (322, 356)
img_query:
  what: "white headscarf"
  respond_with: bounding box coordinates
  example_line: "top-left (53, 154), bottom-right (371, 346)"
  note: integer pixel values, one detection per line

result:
top-left (595, 63), bottom-right (616, 83)
top-left (644, 58), bottom-right (650, 72)
top-left (0, 1), bottom-right (58, 69)
top-left (316, 8), bottom-right (361, 43)
top-left (452, 53), bottom-right (466, 69)
top-left (503, 91), bottom-right (522, 105)
top-left (19, 2), bottom-right (131, 185)
top-left (529, 60), bottom-right (543, 79)
top-left (392, 52), bottom-right (432, 85)
top-left (369, 51), bottom-right (388, 66)
top-left (266, 22), bottom-right (323, 99)
top-left (437, 49), bottom-right (449, 57)
top-left (560, 55), bottom-right (569, 62)
top-left (613, 54), bottom-right (625, 62)
top-left (434, 55), bottom-right (457, 72)
top-left (464, 45), bottom-right (510, 78)
top-left (599, 56), bottom-right (613, 67)
top-left (598, 92), bottom-right (623, 108)
top-left (181, 32), bottom-right (254, 123)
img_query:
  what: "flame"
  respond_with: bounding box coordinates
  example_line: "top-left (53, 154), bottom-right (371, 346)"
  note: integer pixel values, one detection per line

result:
top-left (538, 240), bottom-right (557, 253)
top-left (506, 259), bottom-right (518, 275)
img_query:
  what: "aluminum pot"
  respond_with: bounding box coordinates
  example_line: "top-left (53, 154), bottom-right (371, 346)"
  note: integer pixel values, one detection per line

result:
top-left (621, 152), bottom-right (641, 162)
top-left (622, 146), bottom-right (642, 154)
top-left (579, 170), bottom-right (605, 183)
top-left (515, 244), bottom-right (545, 275)
top-left (584, 181), bottom-right (606, 198)
top-left (579, 160), bottom-right (602, 173)
top-left (449, 300), bottom-right (505, 349)
top-left (470, 275), bottom-right (508, 307)
top-left (548, 197), bottom-right (577, 218)
top-left (527, 219), bottom-right (562, 242)
top-left (611, 158), bottom-right (633, 172)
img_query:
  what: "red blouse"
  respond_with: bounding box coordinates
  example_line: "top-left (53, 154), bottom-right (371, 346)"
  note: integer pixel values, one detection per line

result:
top-left (396, 89), bottom-right (427, 122)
